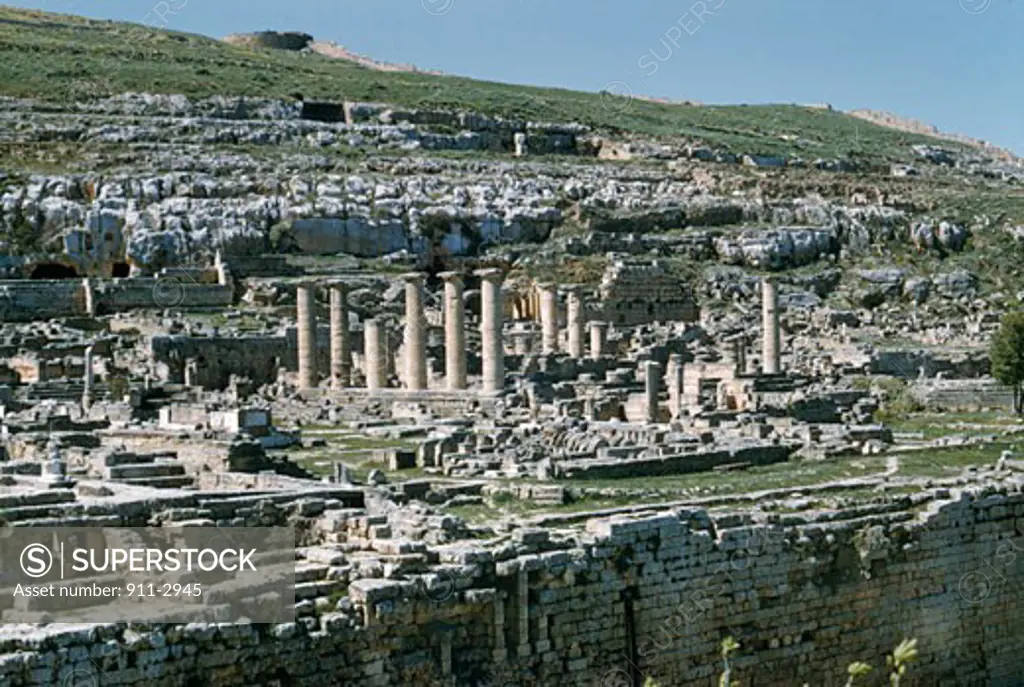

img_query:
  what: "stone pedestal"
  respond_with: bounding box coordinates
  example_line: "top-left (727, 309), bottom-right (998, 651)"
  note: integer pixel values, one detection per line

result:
top-left (476, 269), bottom-right (505, 394)
top-left (762, 278), bottom-right (780, 374)
top-left (296, 283), bottom-right (318, 390)
top-left (364, 319), bottom-right (386, 390)
top-left (538, 283), bottom-right (559, 354)
top-left (44, 438), bottom-right (73, 489)
top-left (439, 272), bottom-right (467, 390)
top-left (565, 286), bottom-right (585, 358)
top-left (645, 360), bottom-right (660, 424)
top-left (589, 321), bottom-right (608, 360)
top-left (402, 273), bottom-right (428, 391)
top-left (329, 282), bottom-right (351, 389)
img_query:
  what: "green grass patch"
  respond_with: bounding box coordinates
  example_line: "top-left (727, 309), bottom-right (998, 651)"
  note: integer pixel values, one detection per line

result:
top-left (894, 442), bottom-right (1015, 477)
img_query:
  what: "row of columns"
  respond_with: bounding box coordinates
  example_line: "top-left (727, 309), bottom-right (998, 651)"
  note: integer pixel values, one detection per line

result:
top-left (295, 271), bottom-right (505, 394)
top-left (297, 282), bottom-right (352, 392)
top-left (406, 269), bottom-right (505, 394)
top-left (296, 275), bottom-right (780, 394)
top-left (530, 278), bottom-right (781, 375)
top-left (536, 282), bottom-right (607, 359)
top-left (643, 355), bottom-right (687, 424)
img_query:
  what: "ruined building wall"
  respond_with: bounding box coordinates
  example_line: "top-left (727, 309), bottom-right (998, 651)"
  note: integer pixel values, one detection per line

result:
top-left (599, 260), bottom-right (699, 326)
top-left (0, 279), bottom-right (232, 322)
top-left (4, 487), bottom-right (1024, 685)
top-left (150, 334), bottom-right (289, 389)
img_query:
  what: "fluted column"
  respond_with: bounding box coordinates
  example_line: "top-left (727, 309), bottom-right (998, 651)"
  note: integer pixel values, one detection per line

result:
top-left (439, 271), bottom-right (467, 390)
top-left (565, 285), bottom-right (584, 358)
top-left (364, 319), bottom-right (385, 391)
top-left (538, 283), bottom-right (559, 354)
top-left (476, 268), bottom-right (505, 394)
top-left (296, 283), bottom-right (317, 390)
top-left (329, 282), bottom-right (351, 389)
top-left (402, 272), bottom-right (427, 390)
top-left (762, 277), bottom-right (780, 375)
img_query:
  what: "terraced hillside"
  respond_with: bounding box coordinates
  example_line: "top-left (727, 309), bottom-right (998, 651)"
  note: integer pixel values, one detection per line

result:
top-left (0, 5), bottom-right (972, 162)
top-left (2, 4), bottom-right (1024, 305)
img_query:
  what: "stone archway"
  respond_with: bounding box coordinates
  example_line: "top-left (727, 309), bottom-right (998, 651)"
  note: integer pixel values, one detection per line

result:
top-left (29, 262), bottom-right (78, 279)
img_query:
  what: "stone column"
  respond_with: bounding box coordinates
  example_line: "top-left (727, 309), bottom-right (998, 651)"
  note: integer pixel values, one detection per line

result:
top-left (402, 273), bottom-right (427, 391)
top-left (762, 277), bottom-right (780, 375)
top-left (565, 286), bottom-right (585, 358)
top-left (296, 283), bottom-right (318, 390)
top-left (668, 353), bottom-right (684, 420)
top-left (645, 360), bottom-right (660, 424)
top-left (82, 345), bottom-right (94, 409)
top-left (514, 132), bottom-right (528, 158)
top-left (82, 278), bottom-right (95, 317)
top-left (329, 282), bottom-right (351, 389)
top-left (589, 321), bottom-right (608, 360)
top-left (364, 319), bottom-right (385, 391)
top-left (538, 283), bottom-right (559, 354)
top-left (734, 338), bottom-right (746, 377)
top-left (517, 568), bottom-right (531, 658)
top-left (513, 329), bottom-right (532, 356)
top-left (439, 271), bottom-right (467, 391)
top-left (214, 250), bottom-right (229, 286)
top-left (476, 268), bottom-right (505, 394)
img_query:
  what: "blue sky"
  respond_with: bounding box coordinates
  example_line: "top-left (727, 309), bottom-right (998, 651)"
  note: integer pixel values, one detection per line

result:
top-left (10, 0), bottom-right (1022, 153)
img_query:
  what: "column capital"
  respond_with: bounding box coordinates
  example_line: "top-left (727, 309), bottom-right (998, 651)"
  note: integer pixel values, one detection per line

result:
top-left (562, 284), bottom-right (583, 295)
top-left (474, 267), bottom-right (504, 281)
top-left (438, 270), bottom-right (464, 283)
top-left (327, 280), bottom-right (349, 291)
top-left (401, 271), bottom-right (426, 284)
top-left (535, 281), bottom-right (557, 291)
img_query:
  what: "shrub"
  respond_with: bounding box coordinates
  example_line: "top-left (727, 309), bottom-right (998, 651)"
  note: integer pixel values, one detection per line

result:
top-left (991, 311), bottom-right (1024, 414)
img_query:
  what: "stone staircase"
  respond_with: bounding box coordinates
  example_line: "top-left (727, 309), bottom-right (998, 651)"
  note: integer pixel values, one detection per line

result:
top-left (103, 452), bottom-right (195, 489)
top-left (16, 380), bottom-right (111, 402)
top-left (0, 489), bottom-right (79, 524)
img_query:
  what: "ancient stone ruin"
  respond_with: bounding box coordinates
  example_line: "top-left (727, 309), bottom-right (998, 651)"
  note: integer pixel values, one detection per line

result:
top-left (2, 15), bottom-right (1024, 684)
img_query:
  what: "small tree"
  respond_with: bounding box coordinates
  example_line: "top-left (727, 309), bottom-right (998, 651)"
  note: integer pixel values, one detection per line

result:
top-left (991, 311), bottom-right (1024, 414)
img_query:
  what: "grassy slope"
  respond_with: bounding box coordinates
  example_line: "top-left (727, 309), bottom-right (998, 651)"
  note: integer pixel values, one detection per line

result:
top-left (0, 5), bottom-right (956, 162)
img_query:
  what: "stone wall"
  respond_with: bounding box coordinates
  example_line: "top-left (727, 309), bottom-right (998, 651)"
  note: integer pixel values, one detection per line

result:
top-left (0, 278), bottom-right (232, 322)
top-left (599, 260), bottom-right (699, 327)
top-left (151, 333), bottom-right (290, 389)
top-left (0, 281), bottom-right (83, 321)
top-left (2, 486), bottom-right (1023, 685)
top-left (911, 378), bottom-right (1016, 411)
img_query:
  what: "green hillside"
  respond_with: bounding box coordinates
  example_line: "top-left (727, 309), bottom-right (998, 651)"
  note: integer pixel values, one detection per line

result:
top-left (0, 5), bottom-right (954, 162)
